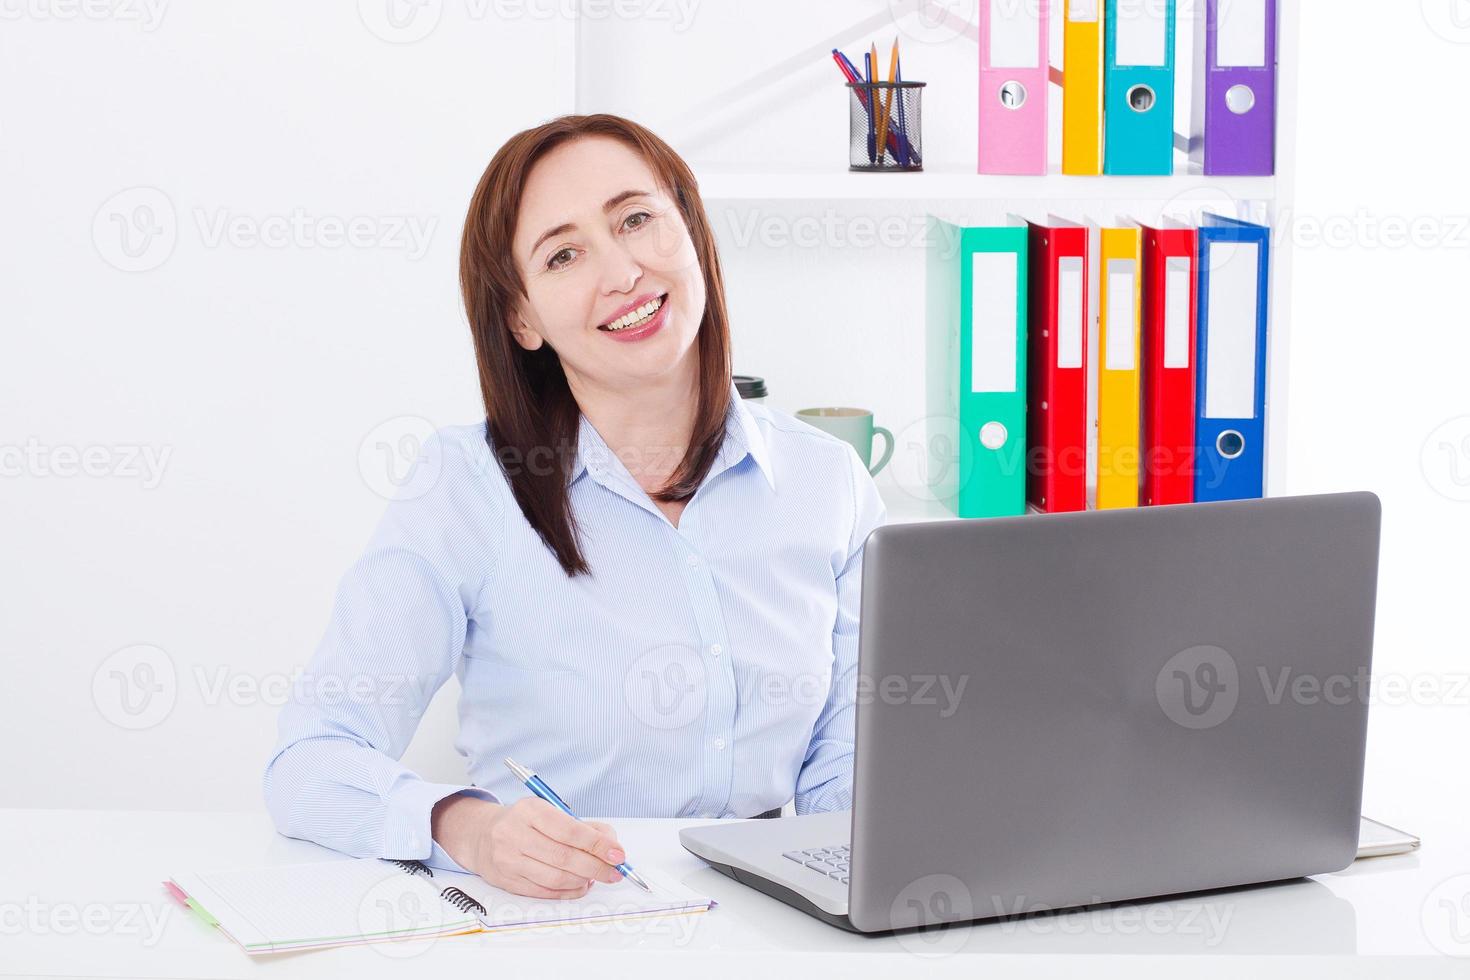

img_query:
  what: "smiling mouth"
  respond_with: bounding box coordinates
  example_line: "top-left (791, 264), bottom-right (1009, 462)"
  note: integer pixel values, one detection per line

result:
top-left (598, 293), bottom-right (667, 332)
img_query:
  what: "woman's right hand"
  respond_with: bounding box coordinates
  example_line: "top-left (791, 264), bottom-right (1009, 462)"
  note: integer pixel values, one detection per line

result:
top-left (431, 794), bottom-right (629, 899)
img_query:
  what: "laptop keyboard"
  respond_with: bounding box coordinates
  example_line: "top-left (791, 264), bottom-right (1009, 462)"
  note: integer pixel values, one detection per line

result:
top-left (783, 844), bottom-right (849, 884)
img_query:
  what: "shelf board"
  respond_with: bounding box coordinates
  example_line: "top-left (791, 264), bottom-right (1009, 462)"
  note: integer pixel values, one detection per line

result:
top-left (696, 165), bottom-right (1276, 202)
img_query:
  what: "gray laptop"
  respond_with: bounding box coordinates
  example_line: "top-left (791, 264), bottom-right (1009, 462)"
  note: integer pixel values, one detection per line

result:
top-left (681, 492), bottom-right (1383, 933)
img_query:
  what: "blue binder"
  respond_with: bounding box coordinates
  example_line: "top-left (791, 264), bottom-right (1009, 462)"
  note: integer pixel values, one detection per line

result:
top-left (1194, 213), bottom-right (1269, 501)
top-left (1103, 0), bottom-right (1176, 175)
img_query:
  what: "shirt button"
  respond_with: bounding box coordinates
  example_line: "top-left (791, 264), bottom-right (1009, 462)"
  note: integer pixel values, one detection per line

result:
top-left (709, 644), bottom-right (722, 657)
top-left (686, 555), bottom-right (700, 567)
top-left (713, 738), bottom-right (726, 750)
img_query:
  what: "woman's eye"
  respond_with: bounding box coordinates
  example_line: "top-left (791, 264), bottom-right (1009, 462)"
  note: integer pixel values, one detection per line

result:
top-left (624, 211), bottom-right (653, 231)
top-left (547, 247), bottom-right (575, 270)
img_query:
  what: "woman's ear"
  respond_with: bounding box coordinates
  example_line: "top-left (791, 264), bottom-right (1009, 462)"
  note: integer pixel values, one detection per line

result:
top-left (509, 314), bottom-right (544, 352)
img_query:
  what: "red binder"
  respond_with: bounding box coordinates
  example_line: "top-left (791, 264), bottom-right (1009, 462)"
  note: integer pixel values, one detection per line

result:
top-left (1026, 218), bottom-right (1090, 513)
top-left (1139, 221), bottom-right (1198, 506)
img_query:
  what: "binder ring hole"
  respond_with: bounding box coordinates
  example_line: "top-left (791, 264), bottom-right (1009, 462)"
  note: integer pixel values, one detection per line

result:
top-left (999, 81), bottom-right (1027, 111)
top-left (979, 421), bottom-right (1008, 450)
top-left (1225, 84), bottom-right (1256, 114)
top-left (1127, 84), bottom-right (1156, 113)
top-left (1216, 430), bottom-right (1246, 460)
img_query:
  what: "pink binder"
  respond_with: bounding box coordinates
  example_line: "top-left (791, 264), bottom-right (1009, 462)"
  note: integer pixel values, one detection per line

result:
top-left (979, 0), bottom-right (1050, 175)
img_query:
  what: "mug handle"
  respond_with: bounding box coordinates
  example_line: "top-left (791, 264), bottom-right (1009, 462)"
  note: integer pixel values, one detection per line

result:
top-left (869, 426), bottom-right (895, 476)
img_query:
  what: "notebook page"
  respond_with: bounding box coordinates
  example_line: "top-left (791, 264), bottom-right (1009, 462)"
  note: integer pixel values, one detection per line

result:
top-left (172, 858), bottom-right (480, 953)
top-left (436, 865), bottom-right (714, 932)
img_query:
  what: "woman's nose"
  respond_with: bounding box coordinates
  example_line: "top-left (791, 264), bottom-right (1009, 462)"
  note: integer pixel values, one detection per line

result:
top-left (596, 242), bottom-right (643, 295)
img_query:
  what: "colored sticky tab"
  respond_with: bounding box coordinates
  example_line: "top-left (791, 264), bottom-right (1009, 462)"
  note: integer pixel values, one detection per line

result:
top-left (186, 897), bottom-right (219, 927)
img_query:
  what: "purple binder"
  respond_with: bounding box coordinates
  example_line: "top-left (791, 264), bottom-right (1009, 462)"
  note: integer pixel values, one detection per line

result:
top-left (1194, 0), bottom-right (1277, 176)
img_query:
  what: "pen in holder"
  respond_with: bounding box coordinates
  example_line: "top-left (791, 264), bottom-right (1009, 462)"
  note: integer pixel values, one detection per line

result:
top-left (847, 80), bottom-right (924, 172)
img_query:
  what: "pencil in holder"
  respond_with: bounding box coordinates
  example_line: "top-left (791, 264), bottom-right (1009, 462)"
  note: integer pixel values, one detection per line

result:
top-left (847, 80), bottom-right (924, 172)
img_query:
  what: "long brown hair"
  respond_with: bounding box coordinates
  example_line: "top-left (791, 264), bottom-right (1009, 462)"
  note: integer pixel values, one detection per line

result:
top-left (459, 114), bottom-right (733, 578)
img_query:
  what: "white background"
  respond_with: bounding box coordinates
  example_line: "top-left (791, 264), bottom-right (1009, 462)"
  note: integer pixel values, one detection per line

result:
top-left (1, 0), bottom-right (1467, 849)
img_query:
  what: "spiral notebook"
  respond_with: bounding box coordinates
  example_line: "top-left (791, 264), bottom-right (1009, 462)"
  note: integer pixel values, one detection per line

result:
top-left (167, 856), bottom-right (715, 954)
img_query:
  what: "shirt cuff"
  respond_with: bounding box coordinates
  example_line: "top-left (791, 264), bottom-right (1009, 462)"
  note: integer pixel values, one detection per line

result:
top-left (383, 779), bottom-right (499, 870)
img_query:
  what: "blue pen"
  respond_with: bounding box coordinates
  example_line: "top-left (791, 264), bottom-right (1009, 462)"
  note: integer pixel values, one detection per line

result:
top-left (863, 51), bottom-right (875, 163)
top-left (894, 49), bottom-right (911, 166)
top-left (503, 757), bottom-right (652, 892)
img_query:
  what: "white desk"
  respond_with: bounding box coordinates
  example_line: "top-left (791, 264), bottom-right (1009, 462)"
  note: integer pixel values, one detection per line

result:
top-left (3, 808), bottom-right (1466, 979)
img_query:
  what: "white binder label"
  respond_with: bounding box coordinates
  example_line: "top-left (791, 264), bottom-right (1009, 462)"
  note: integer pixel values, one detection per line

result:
top-left (1058, 258), bottom-right (1084, 369)
top-left (1105, 259), bottom-right (1136, 371)
top-left (1069, 0), bottom-right (1099, 23)
top-left (1217, 0), bottom-right (1267, 68)
top-left (972, 251), bottom-right (1019, 393)
top-left (1115, 0), bottom-right (1168, 67)
top-left (1164, 256), bottom-right (1191, 369)
top-left (1204, 242), bottom-right (1260, 419)
top-left (989, 0), bottom-right (1040, 69)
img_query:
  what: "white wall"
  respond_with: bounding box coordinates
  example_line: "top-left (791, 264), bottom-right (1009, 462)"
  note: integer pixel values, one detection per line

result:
top-left (2, 1), bottom-right (1467, 819)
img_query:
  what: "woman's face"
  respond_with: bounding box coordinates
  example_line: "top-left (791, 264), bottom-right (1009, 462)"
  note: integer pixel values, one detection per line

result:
top-left (511, 136), bottom-right (706, 395)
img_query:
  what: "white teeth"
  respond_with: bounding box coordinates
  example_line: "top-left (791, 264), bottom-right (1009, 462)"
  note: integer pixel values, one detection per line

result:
top-left (603, 295), bottom-right (664, 331)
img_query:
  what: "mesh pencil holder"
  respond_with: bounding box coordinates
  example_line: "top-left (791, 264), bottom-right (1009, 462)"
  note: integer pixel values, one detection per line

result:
top-left (847, 80), bottom-right (924, 172)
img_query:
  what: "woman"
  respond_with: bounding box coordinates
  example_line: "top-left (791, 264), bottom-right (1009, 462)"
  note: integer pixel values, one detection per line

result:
top-left (263, 114), bottom-right (885, 900)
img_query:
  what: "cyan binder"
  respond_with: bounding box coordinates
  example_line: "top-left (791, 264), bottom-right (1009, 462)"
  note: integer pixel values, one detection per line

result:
top-left (1194, 213), bottom-right (1269, 501)
top-left (926, 216), bottom-right (1028, 518)
top-left (1104, 0), bottom-right (1177, 175)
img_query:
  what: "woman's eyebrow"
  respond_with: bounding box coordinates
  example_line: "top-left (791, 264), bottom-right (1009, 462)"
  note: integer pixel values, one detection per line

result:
top-left (528, 188), bottom-right (652, 257)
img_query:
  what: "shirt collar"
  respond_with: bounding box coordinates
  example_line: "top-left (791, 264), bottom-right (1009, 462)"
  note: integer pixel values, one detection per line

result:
top-left (569, 380), bottom-right (775, 492)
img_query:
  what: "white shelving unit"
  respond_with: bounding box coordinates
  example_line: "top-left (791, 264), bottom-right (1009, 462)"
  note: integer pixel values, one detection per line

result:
top-left (566, 1), bottom-right (1300, 525)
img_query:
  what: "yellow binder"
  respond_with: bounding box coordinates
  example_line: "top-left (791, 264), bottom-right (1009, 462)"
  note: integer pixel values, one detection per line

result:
top-left (1096, 226), bottom-right (1141, 509)
top-left (1061, 0), bottom-right (1104, 176)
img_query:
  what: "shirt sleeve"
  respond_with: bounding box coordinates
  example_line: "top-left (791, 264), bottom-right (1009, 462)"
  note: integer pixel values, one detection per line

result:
top-left (794, 442), bottom-right (887, 815)
top-left (262, 426), bottom-right (501, 872)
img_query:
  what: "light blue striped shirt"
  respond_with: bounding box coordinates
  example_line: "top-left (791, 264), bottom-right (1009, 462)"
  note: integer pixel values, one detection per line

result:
top-left (263, 382), bottom-right (885, 871)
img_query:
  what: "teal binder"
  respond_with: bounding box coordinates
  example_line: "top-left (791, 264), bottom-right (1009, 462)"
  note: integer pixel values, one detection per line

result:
top-left (1103, 0), bottom-right (1177, 175)
top-left (925, 216), bottom-right (1028, 519)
